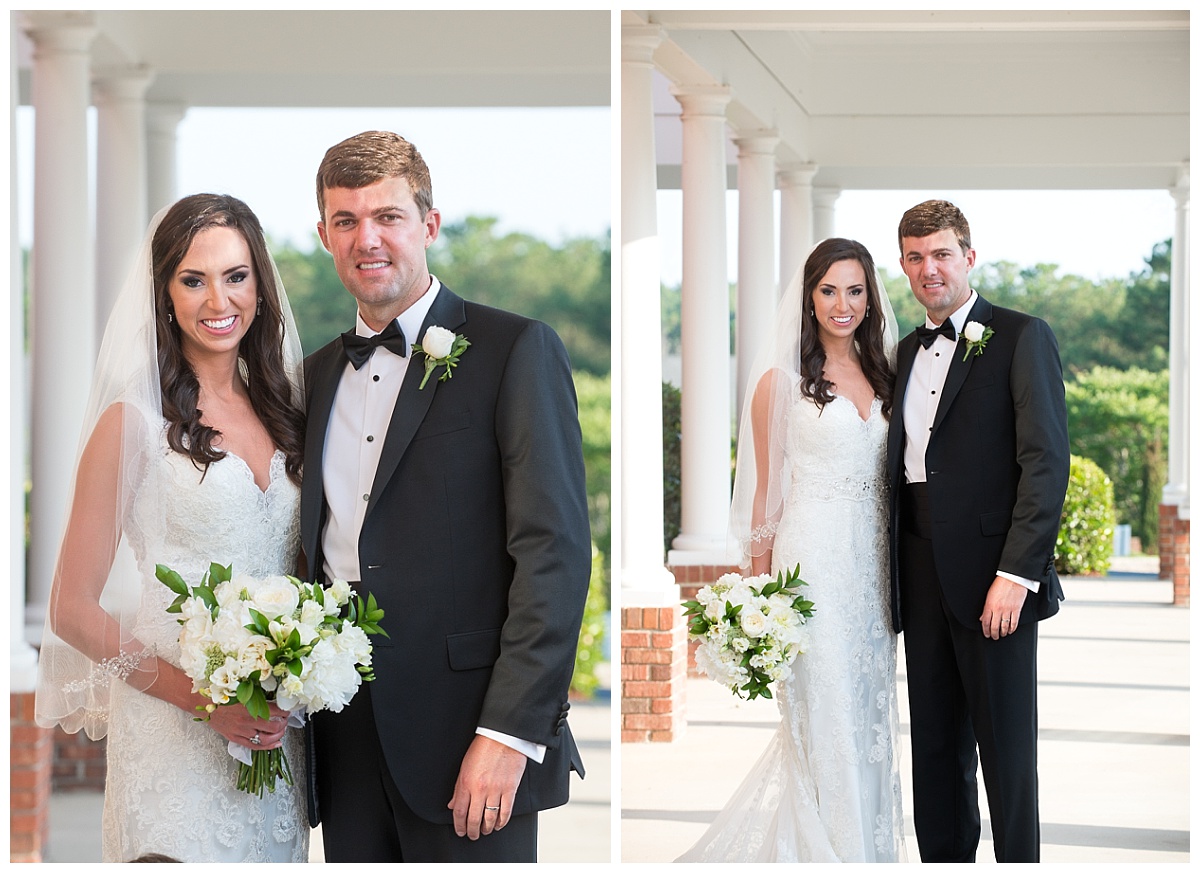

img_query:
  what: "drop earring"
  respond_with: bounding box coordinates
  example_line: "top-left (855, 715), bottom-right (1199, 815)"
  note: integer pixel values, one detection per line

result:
top-left (256, 297), bottom-right (262, 315)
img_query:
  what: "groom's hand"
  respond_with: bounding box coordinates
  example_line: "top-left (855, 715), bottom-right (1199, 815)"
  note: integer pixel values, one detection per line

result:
top-left (979, 575), bottom-right (1028, 640)
top-left (448, 734), bottom-right (527, 839)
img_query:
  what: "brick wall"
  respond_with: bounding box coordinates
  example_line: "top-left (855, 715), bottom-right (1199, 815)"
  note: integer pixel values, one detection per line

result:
top-left (620, 605), bottom-right (687, 742)
top-left (1159, 503), bottom-right (1190, 607)
top-left (10, 692), bottom-right (52, 862)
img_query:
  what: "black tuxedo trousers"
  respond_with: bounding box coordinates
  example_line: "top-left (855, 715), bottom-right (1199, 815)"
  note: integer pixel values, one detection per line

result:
top-left (900, 508), bottom-right (1040, 862)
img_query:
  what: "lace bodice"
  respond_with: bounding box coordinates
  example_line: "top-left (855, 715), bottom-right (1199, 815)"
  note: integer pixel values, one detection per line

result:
top-left (786, 393), bottom-right (888, 502)
top-left (127, 435), bottom-right (302, 662)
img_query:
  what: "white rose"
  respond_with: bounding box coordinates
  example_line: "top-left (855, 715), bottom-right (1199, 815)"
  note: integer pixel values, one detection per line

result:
top-left (252, 575), bottom-right (301, 620)
top-left (421, 325), bottom-right (456, 359)
top-left (739, 608), bottom-right (768, 638)
top-left (963, 321), bottom-right (985, 343)
top-left (328, 578), bottom-right (353, 607)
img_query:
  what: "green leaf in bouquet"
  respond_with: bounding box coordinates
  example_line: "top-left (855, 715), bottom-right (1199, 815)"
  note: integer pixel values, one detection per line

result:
top-left (286, 658), bottom-right (303, 677)
top-left (245, 608), bottom-right (273, 637)
top-left (155, 564), bottom-right (189, 597)
top-left (195, 585), bottom-right (218, 613)
top-left (723, 600), bottom-right (743, 620)
top-left (237, 681), bottom-right (270, 721)
top-left (208, 562), bottom-right (233, 585)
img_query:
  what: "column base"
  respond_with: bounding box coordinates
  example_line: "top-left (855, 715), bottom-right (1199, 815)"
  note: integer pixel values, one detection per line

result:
top-left (1159, 503), bottom-right (1190, 606)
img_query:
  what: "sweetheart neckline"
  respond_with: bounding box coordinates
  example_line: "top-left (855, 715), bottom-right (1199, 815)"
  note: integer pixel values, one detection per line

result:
top-left (831, 393), bottom-right (882, 424)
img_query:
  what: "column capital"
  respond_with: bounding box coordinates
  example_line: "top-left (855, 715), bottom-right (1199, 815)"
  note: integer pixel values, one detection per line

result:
top-left (147, 100), bottom-right (189, 132)
top-left (622, 24), bottom-right (664, 65)
top-left (92, 64), bottom-right (154, 104)
top-left (733, 130), bottom-right (779, 157)
top-left (777, 162), bottom-right (818, 188)
top-left (813, 185), bottom-right (842, 208)
top-left (1171, 161), bottom-right (1190, 204)
top-left (22, 11), bottom-right (96, 54)
top-left (670, 84), bottom-right (732, 119)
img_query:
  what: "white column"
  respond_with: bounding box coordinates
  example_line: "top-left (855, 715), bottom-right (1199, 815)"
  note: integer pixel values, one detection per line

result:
top-left (25, 13), bottom-right (97, 626)
top-left (94, 66), bottom-right (153, 341)
top-left (11, 20), bottom-right (37, 691)
top-left (1163, 166), bottom-right (1190, 517)
top-left (733, 132), bottom-right (778, 423)
top-left (146, 101), bottom-right (186, 216)
top-left (778, 163), bottom-right (817, 290)
top-left (670, 85), bottom-right (733, 560)
top-left (813, 186), bottom-right (841, 245)
top-left (619, 25), bottom-right (676, 598)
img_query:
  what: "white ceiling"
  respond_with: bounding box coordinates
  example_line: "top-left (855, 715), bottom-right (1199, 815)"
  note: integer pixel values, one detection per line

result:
top-left (15, 10), bottom-right (609, 108)
top-left (628, 9), bottom-right (1189, 190)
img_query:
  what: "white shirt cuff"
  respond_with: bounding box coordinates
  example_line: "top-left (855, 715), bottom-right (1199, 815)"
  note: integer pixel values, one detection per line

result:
top-left (476, 727), bottom-right (546, 764)
top-left (997, 570), bottom-right (1040, 594)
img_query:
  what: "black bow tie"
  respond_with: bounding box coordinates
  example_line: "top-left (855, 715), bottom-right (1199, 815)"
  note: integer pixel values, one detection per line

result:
top-left (341, 320), bottom-right (408, 370)
top-left (915, 321), bottom-right (957, 349)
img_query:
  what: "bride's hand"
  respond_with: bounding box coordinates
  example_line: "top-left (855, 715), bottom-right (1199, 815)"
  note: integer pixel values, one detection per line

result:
top-left (206, 701), bottom-right (290, 750)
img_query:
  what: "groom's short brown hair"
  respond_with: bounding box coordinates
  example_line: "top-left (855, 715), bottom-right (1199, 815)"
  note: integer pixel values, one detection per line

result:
top-left (898, 199), bottom-right (972, 255)
top-left (316, 130), bottom-right (433, 221)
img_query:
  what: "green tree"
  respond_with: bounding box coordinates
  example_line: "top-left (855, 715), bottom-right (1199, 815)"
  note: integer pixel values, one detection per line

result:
top-left (428, 217), bottom-right (610, 375)
top-left (1065, 367), bottom-right (1168, 552)
top-left (272, 234), bottom-right (357, 355)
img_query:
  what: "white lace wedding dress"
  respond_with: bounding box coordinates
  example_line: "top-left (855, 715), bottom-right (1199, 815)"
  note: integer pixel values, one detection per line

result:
top-left (679, 393), bottom-right (905, 862)
top-left (101, 433), bottom-right (309, 862)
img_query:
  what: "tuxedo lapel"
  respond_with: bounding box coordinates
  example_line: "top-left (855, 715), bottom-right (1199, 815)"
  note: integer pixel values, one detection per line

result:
top-left (888, 333), bottom-right (919, 481)
top-left (931, 295), bottom-right (993, 436)
top-left (366, 287), bottom-right (468, 521)
top-left (302, 346), bottom-right (347, 572)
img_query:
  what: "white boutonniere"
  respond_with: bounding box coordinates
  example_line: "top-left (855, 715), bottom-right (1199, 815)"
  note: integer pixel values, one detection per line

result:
top-left (412, 326), bottom-right (470, 389)
top-left (961, 321), bottom-right (994, 361)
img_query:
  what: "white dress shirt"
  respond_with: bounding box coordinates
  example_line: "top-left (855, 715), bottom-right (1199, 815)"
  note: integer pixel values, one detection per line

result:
top-left (320, 276), bottom-right (545, 762)
top-left (902, 290), bottom-right (1038, 593)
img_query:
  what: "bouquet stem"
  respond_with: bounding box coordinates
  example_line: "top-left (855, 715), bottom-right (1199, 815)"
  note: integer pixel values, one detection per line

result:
top-left (236, 747), bottom-right (293, 797)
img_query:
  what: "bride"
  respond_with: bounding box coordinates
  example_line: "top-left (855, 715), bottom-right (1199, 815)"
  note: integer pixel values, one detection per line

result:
top-left (679, 238), bottom-right (905, 862)
top-left (35, 194), bottom-right (310, 861)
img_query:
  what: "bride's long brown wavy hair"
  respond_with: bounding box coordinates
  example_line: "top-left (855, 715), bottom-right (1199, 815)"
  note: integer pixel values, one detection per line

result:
top-left (797, 238), bottom-right (894, 419)
top-left (152, 194), bottom-right (304, 485)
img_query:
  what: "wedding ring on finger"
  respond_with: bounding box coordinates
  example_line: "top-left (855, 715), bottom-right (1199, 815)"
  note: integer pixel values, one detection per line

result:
top-left (250, 732), bottom-right (262, 745)
top-left (484, 805), bottom-right (500, 812)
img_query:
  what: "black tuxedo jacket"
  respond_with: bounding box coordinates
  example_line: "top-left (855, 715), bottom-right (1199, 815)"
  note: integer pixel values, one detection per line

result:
top-left (887, 295), bottom-right (1070, 632)
top-left (301, 285), bottom-right (591, 825)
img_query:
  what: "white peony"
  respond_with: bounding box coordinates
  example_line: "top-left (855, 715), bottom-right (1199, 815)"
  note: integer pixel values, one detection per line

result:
top-left (421, 325), bottom-right (456, 359)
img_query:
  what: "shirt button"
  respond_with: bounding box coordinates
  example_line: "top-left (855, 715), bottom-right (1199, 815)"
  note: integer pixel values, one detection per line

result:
top-left (362, 493), bottom-right (370, 502)
top-left (373, 375), bottom-right (380, 382)
top-left (931, 390), bottom-right (936, 395)
top-left (366, 435), bottom-right (375, 442)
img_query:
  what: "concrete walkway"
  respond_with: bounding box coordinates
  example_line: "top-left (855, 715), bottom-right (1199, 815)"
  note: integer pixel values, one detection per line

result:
top-left (45, 690), bottom-right (612, 862)
top-left (623, 558), bottom-right (1189, 863)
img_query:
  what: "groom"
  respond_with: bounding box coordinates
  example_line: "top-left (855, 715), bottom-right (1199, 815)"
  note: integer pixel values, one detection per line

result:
top-left (887, 200), bottom-right (1069, 862)
top-left (300, 131), bottom-right (591, 861)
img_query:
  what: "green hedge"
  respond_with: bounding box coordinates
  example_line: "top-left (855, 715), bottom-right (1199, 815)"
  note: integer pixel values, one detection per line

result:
top-left (1055, 455), bottom-right (1115, 576)
top-left (570, 544), bottom-right (607, 699)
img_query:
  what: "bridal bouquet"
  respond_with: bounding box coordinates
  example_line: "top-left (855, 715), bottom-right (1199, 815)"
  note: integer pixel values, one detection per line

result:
top-left (156, 562), bottom-right (387, 797)
top-left (682, 564), bottom-right (814, 701)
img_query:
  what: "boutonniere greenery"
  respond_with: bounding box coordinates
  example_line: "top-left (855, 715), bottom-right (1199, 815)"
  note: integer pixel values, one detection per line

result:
top-left (412, 325), bottom-right (470, 389)
top-left (961, 321), bottom-right (994, 361)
